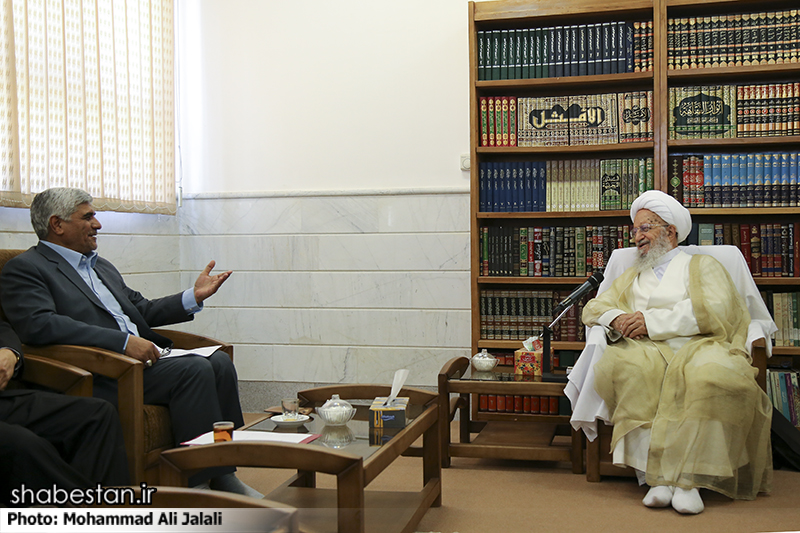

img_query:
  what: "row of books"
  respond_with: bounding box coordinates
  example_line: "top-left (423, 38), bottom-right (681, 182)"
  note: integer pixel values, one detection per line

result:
top-left (479, 290), bottom-right (590, 342)
top-left (667, 10), bottom-right (800, 70)
top-left (691, 222), bottom-right (799, 278)
top-left (516, 92), bottom-right (654, 147)
top-left (479, 225), bottom-right (633, 278)
top-left (763, 291), bottom-right (800, 347)
top-left (477, 394), bottom-right (572, 416)
top-left (478, 158), bottom-right (655, 213)
top-left (668, 83), bottom-right (800, 139)
top-left (480, 91), bottom-right (654, 147)
top-left (766, 369), bottom-right (800, 428)
top-left (476, 20), bottom-right (653, 81)
top-left (667, 152), bottom-right (799, 209)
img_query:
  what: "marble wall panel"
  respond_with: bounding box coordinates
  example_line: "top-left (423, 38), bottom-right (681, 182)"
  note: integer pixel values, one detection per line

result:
top-left (180, 233), bottom-right (468, 272)
top-left (177, 271), bottom-right (469, 309)
top-left (178, 307), bottom-right (470, 349)
top-left (180, 192), bottom-right (468, 236)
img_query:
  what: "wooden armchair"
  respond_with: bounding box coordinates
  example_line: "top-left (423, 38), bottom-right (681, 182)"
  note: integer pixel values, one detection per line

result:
top-left (160, 441), bottom-right (364, 533)
top-left (7, 353), bottom-right (93, 397)
top-left (0, 248), bottom-right (233, 485)
top-left (565, 245), bottom-right (775, 482)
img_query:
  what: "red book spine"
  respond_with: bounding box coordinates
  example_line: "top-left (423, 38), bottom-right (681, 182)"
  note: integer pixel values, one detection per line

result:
top-left (531, 396), bottom-right (540, 414)
top-left (514, 395), bottom-right (523, 413)
top-left (487, 394), bottom-right (497, 412)
top-left (523, 396), bottom-right (531, 413)
top-left (505, 394), bottom-right (514, 413)
top-left (479, 394), bottom-right (488, 411)
top-left (740, 224), bottom-right (752, 272)
top-left (496, 394), bottom-right (506, 412)
top-left (549, 396), bottom-right (559, 415)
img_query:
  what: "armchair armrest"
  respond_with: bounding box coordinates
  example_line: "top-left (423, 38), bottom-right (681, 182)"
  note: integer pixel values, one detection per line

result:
top-left (152, 328), bottom-right (233, 359)
top-left (22, 343), bottom-right (144, 482)
top-left (17, 354), bottom-right (93, 397)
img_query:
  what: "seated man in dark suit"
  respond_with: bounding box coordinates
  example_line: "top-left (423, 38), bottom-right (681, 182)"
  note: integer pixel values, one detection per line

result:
top-left (0, 187), bottom-right (258, 496)
top-left (1, 319), bottom-right (129, 505)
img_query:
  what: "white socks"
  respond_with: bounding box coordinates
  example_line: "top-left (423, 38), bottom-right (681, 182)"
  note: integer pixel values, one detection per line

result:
top-left (671, 487), bottom-right (704, 514)
top-left (643, 485), bottom-right (704, 514)
top-left (643, 485), bottom-right (674, 507)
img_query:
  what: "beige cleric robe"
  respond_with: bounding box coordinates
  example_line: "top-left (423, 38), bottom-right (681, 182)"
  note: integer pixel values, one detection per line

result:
top-left (582, 251), bottom-right (772, 500)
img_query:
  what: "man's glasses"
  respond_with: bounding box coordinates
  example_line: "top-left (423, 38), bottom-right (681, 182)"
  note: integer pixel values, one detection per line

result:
top-left (630, 224), bottom-right (669, 237)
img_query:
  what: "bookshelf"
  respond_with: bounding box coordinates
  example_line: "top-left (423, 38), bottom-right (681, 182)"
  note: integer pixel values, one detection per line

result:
top-left (469, 0), bottom-right (800, 429)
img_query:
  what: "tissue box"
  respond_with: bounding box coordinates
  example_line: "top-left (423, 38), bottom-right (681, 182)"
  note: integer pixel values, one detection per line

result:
top-left (369, 397), bottom-right (409, 428)
top-left (369, 426), bottom-right (402, 446)
top-left (514, 349), bottom-right (542, 376)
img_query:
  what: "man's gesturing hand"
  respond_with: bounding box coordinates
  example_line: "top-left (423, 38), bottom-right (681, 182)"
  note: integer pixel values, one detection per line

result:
top-left (193, 260), bottom-right (232, 304)
top-left (611, 311), bottom-right (648, 340)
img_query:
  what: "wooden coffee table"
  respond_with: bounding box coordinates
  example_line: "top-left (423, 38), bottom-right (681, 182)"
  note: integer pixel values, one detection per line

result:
top-left (162, 384), bottom-right (441, 533)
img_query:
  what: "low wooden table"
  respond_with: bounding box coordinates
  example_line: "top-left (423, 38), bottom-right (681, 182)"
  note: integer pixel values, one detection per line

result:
top-left (438, 357), bottom-right (584, 473)
top-left (162, 384), bottom-right (441, 533)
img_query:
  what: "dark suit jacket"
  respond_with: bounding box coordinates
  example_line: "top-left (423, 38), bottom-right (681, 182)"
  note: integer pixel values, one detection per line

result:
top-left (0, 244), bottom-right (193, 353)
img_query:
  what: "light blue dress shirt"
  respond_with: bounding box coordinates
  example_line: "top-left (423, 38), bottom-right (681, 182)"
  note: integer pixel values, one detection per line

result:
top-left (40, 241), bottom-right (201, 349)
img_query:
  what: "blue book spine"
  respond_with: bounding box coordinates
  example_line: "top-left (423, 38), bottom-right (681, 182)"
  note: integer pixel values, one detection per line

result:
top-left (509, 162), bottom-right (518, 212)
top-left (721, 154), bottom-right (731, 208)
top-left (530, 162), bottom-right (538, 212)
top-left (746, 154), bottom-right (756, 208)
top-left (624, 21), bottom-right (634, 73)
top-left (712, 154), bottom-right (722, 208)
top-left (578, 24), bottom-right (588, 76)
top-left (771, 152), bottom-right (781, 208)
top-left (790, 152), bottom-right (798, 207)
top-left (539, 162), bottom-right (547, 212)
top-left (492, 162), bottom-right (501, 212)
top-left (703, 155), bottom-right (713, 207)
top-left (601, 23), bottom-right (611, 75)
top-left (762, 152), bottom-right (773, 208)
top-left (731, 154), bottom-right (740, 207)
top-left (479, 162), bottom-right (487, 212)
top-left (780, 152), bottom-right (790, 207)
top-left (617, 21), bottom-right (626, 73)
top-left (525, 162), bottom-right (533, 212)
top-left (754, 153), bottom-right (764, 208)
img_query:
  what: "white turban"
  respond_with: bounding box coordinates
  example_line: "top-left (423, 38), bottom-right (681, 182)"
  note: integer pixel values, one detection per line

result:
top-left (630, 190), bottom-right (692, 242)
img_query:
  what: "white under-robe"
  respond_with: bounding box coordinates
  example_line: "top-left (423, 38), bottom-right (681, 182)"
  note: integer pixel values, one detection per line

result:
top-left (579, 250), bottom-right (773, 499)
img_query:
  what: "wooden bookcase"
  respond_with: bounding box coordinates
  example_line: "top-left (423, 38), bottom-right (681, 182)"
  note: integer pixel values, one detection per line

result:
top-left (468, 0), bottom-right (800, 427)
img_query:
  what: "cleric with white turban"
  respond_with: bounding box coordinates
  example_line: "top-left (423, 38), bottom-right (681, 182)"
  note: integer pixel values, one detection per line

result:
top-left (629, 190), bottom-right (692, 242)
top-left (577, 187), bottom-right (773, 516)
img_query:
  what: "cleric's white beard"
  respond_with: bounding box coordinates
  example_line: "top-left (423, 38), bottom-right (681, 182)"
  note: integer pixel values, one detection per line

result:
top-left (633, 233), bottom-right (673, 273)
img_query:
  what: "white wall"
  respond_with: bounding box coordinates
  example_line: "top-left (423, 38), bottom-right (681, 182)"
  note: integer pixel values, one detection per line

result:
top-left (1, 1), bottom-right (477, 411)
top-left (177, 0), bottom-right (472, 194)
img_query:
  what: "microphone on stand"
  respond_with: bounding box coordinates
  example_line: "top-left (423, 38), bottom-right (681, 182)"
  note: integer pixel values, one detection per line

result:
top-left (540, 271), bottom-right (604, 382)
top-left (553, 271), bottom-right (604, 315)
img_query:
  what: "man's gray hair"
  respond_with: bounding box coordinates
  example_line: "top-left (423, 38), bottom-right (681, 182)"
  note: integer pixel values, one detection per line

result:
top-left (30, 188), bottom-right (93, 240)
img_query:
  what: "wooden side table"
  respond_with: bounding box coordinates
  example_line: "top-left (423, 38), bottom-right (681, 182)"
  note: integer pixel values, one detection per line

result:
top-left (438, 356), bottom-right (584, 473)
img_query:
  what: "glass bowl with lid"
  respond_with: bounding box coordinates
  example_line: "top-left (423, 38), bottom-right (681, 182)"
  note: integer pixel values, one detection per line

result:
top-left (316, 394), bottom-right (356, 426)
top-left (471, 349), bottom-right (498, 372)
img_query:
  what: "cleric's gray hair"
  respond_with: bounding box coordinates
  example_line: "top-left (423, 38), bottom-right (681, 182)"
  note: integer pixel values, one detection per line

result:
top-left (30, 188), bottom-right (93, 240)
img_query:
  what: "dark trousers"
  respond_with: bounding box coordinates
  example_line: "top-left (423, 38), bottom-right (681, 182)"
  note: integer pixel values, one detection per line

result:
top-left (0, 390), bottom-right (130, 505)
top-left (94, 350), bottom-right (244, 484)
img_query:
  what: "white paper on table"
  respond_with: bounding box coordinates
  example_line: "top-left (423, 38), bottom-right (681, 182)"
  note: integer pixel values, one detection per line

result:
top-left (182, 430), bottom-right (319, 446)
top-left (160, 345), bottom-right (222, 359)
top-left (384, 368), bottom-right (409, 406)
